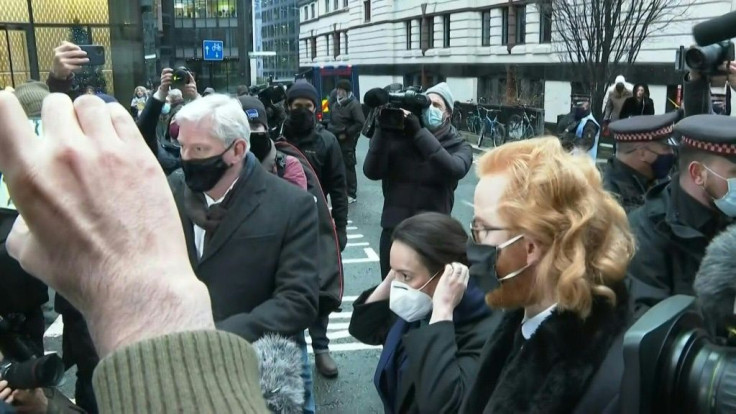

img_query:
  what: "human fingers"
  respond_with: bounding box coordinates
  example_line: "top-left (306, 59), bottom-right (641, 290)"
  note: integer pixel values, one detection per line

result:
top-left (108, 102), bottom-right (146, 144)
top-left (0, 92), bottom-right (39, 181)
top-left (74, 95), bottom-right (119, 145)
top-left (41, 93), bottom-right (84, 146)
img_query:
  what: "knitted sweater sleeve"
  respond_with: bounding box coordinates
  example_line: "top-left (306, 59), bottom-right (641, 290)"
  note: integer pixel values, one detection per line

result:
top-left (92, 330), bottom-right (269, 413)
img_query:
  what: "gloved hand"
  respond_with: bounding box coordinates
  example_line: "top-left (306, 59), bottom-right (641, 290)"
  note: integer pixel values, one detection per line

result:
top-left (404, 113), bottom-right (422, 137)
top-left (337, 227), bottom-right (347, 252)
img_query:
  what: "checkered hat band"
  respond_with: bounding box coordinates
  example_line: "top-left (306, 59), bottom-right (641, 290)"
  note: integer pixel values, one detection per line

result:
top-left (614, 124), bottom-right (673, 142)
top-left (681, 136), bottom-right (736, 155)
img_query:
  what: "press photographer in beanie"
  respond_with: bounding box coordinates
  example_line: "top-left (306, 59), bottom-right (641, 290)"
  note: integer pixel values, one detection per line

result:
top-left (281, 81), bottom-right (348, 381)
top-left (363, 82), bottom-right (473, 280)
top-left (328, 79), bottom-right (366, 203)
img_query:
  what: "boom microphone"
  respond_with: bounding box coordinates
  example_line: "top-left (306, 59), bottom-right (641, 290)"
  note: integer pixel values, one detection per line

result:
top-left (252, 334), bottom-right (305, 414)
top-left (693, 11), bottom-right (736, 47)
top-left (693, 224), bottom-right (736, 339)
top-left (364, 88), bottom-right (390, 109)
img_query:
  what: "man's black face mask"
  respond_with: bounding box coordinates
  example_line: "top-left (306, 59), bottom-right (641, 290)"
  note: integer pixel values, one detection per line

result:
top-left (284, 107), bottom-right (315, 138)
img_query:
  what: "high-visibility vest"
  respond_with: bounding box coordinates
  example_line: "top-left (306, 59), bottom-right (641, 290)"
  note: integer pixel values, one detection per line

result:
top-left (322, 99), bottom-right (329, 113)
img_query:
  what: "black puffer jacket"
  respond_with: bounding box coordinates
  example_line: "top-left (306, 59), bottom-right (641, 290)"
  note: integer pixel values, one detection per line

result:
top-left (364, 124), bottom-right (473, 228)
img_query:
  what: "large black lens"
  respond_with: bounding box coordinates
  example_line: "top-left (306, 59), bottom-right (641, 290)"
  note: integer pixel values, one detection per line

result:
top-left (685, 44), bottom-right (725, 72)
top-left (0, 354), bottom-right (64, 389)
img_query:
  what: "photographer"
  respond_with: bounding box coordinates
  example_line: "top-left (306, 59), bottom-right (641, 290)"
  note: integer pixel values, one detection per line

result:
top-left (683, 61), bottom-right (736, 117)
top-left (363, 82), bottom-right (473, 279)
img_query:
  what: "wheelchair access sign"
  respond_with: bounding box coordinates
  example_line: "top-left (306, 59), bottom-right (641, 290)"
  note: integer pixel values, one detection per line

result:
top-left (203, 40), bottom-right (224, 61)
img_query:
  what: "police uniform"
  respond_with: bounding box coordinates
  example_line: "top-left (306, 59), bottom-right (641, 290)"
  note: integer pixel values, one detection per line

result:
top-left (628, 114), bottom-right (736, 317)
top-left (603, 111), bottom-right (680, 213)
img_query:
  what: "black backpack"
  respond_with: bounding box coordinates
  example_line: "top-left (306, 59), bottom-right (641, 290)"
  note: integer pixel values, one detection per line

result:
top-left (274, 141), bottom-right (344, 315)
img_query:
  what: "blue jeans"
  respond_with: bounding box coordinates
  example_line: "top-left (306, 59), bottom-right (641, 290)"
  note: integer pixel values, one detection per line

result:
top-left (309, 314), bottom-right (330, 352)
top-left (299, 339), bottom-right (316, 414)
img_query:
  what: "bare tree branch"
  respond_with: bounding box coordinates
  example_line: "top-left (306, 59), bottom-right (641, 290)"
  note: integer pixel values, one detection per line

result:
top-left (537, 0), bottom-right (693, 119)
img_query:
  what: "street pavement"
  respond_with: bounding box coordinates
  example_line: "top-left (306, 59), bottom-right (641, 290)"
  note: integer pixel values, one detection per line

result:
top-left (42, 136), bottom-right (481, 412)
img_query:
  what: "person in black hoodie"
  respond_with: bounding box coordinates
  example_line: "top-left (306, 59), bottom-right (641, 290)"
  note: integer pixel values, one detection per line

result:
top-left (363, 82), bottom-right (473, 280)
top-left (619, 83), bottom-right (655, 119)
top-left (281, 81), bottom-right (348, 380)
top-left (349, 212), bottom-right (497, 414)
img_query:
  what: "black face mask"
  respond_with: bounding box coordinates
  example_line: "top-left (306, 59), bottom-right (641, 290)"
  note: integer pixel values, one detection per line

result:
top-left (467, 240), bottom-right (501, 293)
top-left (466, 237), bottom-right (528, 293)
top-left (249, 132), bottom-right (272, 162)
top-left (181, 143), bottom-right (234, 192)
top-left (284, 107), bottom-right (315, 138)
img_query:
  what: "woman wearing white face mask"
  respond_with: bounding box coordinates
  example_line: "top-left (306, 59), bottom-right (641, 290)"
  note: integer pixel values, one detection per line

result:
top-left (349, 212), bottom-right (498, 414)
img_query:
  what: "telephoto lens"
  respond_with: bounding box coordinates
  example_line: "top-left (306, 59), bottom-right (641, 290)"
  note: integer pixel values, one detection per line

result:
top-left (0, 354), bottom-right (64, 390)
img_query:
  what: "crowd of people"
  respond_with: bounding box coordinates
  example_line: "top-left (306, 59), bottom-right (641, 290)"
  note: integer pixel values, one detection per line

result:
top-left (1, 39), bottom-right (736, 414)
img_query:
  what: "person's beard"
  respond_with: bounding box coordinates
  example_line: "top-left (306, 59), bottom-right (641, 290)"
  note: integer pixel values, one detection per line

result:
top-left (485, 267), bottom-right (540, 310)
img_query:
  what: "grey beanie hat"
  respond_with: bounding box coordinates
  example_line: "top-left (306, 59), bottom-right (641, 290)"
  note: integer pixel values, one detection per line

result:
top-left (426, 82), bottom-right (454, 113)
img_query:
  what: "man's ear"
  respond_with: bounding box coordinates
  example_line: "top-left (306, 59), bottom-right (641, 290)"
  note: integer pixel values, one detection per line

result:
top-left (690, 161), bottom-right (708, 187)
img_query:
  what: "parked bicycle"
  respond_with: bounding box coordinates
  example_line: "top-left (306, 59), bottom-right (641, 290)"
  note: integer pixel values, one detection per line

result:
top-left (507, 106), bottom-right (538, 141)
top-left (476, 106), bottom-right (506, 148)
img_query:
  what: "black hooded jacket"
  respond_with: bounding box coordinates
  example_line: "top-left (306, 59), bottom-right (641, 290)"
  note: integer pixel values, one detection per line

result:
top-left (363, 123), bottom-right (473, 228)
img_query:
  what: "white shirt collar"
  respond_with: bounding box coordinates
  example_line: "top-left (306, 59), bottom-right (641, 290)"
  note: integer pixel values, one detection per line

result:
top-left (203, 178), bottom-right (238, 206)
top-left (521, 303), bottom-right (558, 340)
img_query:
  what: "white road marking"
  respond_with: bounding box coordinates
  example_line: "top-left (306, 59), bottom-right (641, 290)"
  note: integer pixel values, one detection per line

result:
top-left (461, 200), bottom-right (474, 209)
top-left (347, 233), bottom-right (364, 240)
top-left (346, 242), bottom-right (369, 247)
top-left (347, 226), bottom-right (358, 230)
top-left (44, 315), bottom-right (64, 338)
top-left (342, 248), bottom-right (379, 264)
top-left (342, 295), bottom-right (358, 302)
top-left (308, 343), bottom-right (381, 353)
top-left (329, 311), bottom-right (353, 319)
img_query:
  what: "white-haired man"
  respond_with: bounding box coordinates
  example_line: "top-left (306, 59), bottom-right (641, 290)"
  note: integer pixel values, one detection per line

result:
top-left (168, 94), bottom-right (320, 411)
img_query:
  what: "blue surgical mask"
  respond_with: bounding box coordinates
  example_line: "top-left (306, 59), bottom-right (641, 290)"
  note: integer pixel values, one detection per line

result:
top-left (162, 103), bottom-right (171, 115)
top-left (422, 106), bottom-right (445, 131)
top-left (704, 165), bottom-right (736, 217)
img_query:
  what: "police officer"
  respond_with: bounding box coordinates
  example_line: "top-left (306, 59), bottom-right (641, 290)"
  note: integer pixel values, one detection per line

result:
top-left (628, 114), bottom-right (736, 316)
top-left (603, 111), bottom-right (680, 213)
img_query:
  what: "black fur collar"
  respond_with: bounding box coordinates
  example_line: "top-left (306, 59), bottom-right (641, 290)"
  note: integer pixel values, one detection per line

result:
top-left (465, 285), bottom-right (630, 414)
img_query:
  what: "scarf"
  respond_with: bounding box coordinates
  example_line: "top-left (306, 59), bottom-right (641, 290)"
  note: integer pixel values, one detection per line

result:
top-left (183, 152), bottom-right (257, 247)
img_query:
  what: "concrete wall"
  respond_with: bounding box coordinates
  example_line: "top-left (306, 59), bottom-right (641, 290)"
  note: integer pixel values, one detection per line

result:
top-left (544, 81), bottom-right (571, 123)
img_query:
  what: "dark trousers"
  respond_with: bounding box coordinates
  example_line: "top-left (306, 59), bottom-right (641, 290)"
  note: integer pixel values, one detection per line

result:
top-left (61, 311), bottom-right (99, 414)
top-left (309, 315), bottom-right (330, 352)
top-left (341, 138), bottom-right (358, 199)
top-left (379, 227), bottom-right (394, 280)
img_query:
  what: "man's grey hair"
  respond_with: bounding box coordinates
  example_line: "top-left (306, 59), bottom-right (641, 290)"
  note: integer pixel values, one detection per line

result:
top-left (168, 89), bottom-right (183, 100)
top-left (694, 224), bottom-right (736, 338)
top-left (174, 94), bottom-right (251, 147)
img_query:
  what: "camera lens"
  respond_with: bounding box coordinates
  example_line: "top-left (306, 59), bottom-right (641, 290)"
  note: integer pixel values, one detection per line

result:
top-left (685, 48), bottom-right (707, 71)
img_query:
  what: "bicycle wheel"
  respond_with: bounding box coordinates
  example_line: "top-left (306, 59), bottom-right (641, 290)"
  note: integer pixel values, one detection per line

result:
top-left (507, 115), bottom-right (525, 141)
top-left (492, 124), bottom-right (506, 147)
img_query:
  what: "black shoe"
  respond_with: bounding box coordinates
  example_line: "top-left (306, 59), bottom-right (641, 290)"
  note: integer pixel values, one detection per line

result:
top-left (315, 352), bottom-right (339, 378)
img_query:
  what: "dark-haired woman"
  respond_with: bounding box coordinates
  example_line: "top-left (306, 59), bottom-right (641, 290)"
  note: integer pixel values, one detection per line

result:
top-left (348, 212), bottom-right (498, 414)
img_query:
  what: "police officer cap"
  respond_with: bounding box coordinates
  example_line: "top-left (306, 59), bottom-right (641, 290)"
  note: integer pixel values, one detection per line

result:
top-left (609, 110), bottom-right (682, 143)
top-left (675, 114), bottom-right (736, 159)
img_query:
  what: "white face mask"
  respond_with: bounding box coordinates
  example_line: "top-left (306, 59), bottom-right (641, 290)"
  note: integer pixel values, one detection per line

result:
top-left (704, 165), bottom-right (736, 217)
top-left (389, 273), bottom-right (438, 322)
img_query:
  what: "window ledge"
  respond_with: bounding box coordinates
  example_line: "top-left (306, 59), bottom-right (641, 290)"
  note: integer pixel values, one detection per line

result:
top-left (427, 48), bottom-right (451, 57)
top-left (321, 7), bottom-right (349, 18)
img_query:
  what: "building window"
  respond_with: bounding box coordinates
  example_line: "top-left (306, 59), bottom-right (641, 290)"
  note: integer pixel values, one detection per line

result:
top-left (311, 3), bottom-right (316, 19)
top-left (325, 34), bottom-right (330, 56)
top-left (344, 31), bottom-right (349, 54)
top-left (427, 16), bottom-right (434, 49)
top-left (540, 5), bottom-right (552, 43)
top-left (443, 14), bottom-right (451, 48)
top-left (343, 0), bottom-right (348, 7)
top-left (516, 6), bottom-right (526, 44)
top-left (482, 10), bottom-right (491, 46)
top-left (334, 0), bottom-right (339, 11)
top-left (405, 21), bottom-right (412, 49)
top-left (311, 37), bottom-right (317, 59)
top-left (334, 32), bottom-right (341, 57)
top-left (501, 8), bottom-right (509, 45)
top-left (418, 19), bottom-right (424, 50)
top-left (325, 0), bottom-right (330, 13)
top-left (364, 0), bottom-right (371, 22)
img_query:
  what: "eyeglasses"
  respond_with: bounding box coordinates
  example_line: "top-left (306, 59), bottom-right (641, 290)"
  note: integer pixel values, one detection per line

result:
top-left (469, 220), bottom-right (507, 243)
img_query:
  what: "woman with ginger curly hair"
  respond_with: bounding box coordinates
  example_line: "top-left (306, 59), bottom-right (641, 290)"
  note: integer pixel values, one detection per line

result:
top-left (460, 137), bottom-right (635, 414)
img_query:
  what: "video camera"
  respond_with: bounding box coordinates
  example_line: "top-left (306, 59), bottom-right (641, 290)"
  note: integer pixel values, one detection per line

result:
top-left (0, 314), bottom-right (64, 390)
top-left (363, 85), bottom-right (431, 133)
top-left (622, 295), bottom-right (736, 414)
top-left (677, 11), bottom-right (736, 75)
